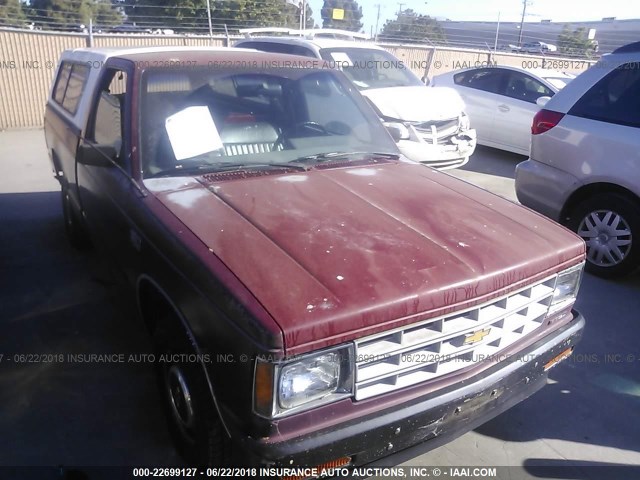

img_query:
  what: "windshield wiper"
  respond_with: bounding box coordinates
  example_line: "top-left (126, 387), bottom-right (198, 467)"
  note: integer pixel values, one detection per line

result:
top-left (151, 161), bottom-right (308, 178)
top-left (291, 151), bottom-right (400, 164)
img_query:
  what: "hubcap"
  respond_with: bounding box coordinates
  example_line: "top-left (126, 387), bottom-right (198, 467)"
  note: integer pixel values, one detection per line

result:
top-left (166, 365), bottom-right (195, 434)
top-left (577, 209), bottom-right (632, 267)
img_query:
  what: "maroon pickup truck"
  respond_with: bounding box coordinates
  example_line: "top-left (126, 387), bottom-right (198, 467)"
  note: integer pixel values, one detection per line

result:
top-left (44, 46), bottom-right (585, 468)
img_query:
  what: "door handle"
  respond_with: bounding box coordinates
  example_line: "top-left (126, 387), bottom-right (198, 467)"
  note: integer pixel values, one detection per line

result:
top-left (498, 104), bottom-right (510, 112)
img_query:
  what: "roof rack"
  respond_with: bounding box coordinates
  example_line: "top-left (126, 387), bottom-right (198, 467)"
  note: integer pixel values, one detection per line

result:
top-left (612, 41), bottom-right (640, 54)
top-left (239, 27), bottom-right (369, 41)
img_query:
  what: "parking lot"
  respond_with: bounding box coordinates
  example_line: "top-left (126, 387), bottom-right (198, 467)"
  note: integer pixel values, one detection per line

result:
top-left (1, 129), bottom-right (639, 477)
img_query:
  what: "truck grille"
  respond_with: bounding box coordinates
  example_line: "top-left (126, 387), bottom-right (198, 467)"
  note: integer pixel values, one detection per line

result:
top-left (354, 276), bottom-right (557, 400)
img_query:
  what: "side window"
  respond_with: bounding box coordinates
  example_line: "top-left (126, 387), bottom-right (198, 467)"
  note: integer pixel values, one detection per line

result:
top-left (460, 69), bottom-right (505, 94)
top-left (52, 62), bottom-right (89, 114)
top-left (569, 63), bottom-right (640, 128)
top-left (61, 63), bottom-right (90, 114)
top-left (53, 62), bottom-right (72, 104)
top-left (453, 71), bottom-right (467, 85)
top-left (290, 46), bottom-right (317, 58)
top-left (504, 72), bottom-right (553, 103)
top-left (91, 69), bottom-right (127, 158)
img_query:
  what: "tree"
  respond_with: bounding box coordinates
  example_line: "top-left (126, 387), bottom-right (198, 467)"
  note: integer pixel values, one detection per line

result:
top-left (379, 9), bottom-right (445, 44)
top-left (557, 25), bottom-right (597, 58)
top-left (124, 0), bottom-right (313, 33)
top-left (320, 0), bottom-right (362, 32)
top-left (28, 0), bottom-right (122, 30)
top-left (0, 0), bottom-right (27, 26)
top-left (124, 0), bottom-right (208, 30)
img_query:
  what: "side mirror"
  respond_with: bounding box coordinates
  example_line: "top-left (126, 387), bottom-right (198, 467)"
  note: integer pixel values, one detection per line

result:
top-left (384, 122), bottom-right (410, 142)
top-left (77, 143), bottom-right (117, 167)
top-left (536, 96), bottom-right (551, 107)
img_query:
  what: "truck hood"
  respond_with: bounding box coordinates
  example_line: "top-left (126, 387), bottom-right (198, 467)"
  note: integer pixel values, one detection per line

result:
top-left (362, 86), bottom-right (465, 122)
top-left (147, 161), bottom-right (584, 355)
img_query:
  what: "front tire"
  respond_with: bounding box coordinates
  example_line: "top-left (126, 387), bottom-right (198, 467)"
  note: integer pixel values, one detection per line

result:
top-left (567, 193), bottom-right (640, 278)
top-left (153, 322), bottom-right (231, 466)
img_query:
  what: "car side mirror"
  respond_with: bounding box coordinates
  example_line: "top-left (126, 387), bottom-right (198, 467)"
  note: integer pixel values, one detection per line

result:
top-left (77, 143), bottom-right (117, 167)
top-left (536, 96), bottom-right (551, 107)
top-left (384, 122), bottom-right (410, 142)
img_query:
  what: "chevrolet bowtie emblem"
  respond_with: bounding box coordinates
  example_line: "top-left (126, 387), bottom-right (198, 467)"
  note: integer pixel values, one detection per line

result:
top-left (464, 328), bottom-right (491, 345)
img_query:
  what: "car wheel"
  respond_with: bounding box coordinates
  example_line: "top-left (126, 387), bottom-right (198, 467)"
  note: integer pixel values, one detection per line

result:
top-left (567, 194), bottom-right (640, 278)
top-left (61, 187), bottom-right (91, 249)
top-left (153, 323), bottom-right (231, 466)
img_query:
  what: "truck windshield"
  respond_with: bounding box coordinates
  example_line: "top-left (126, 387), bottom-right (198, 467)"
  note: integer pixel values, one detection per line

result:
top-left (139, 68), bottom-right (398, 178)
top-left (318, 47), bottom-right (424, 90)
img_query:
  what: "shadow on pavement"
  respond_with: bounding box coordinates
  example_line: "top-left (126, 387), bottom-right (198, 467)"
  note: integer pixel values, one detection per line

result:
top-left (462, 145), bottom-right (527, 179)
top-left (523, 458), bottom-right (640, 480)
top-left (0, 191), bottom-right (179, 466)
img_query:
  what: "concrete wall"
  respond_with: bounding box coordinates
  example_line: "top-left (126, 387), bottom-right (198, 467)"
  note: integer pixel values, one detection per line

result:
top-left (0, 27), bottom-right (595, 130)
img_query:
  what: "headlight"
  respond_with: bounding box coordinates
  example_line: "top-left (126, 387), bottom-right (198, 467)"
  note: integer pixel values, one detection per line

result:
top-left (254, 345), bottom-right (354, 418)
top-left (383, 121), bottom-right (411, 141)
top-left (460, 112), bottom-right (470, 130)
top-left (549, 263), bottom-right (584, 313)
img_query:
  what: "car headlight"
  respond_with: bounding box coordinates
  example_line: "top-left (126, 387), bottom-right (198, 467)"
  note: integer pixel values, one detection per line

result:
top-left (254, 344), bottom-right (354, 418)
top-left (383, 121), bottom-right (411, 141)
top-left (459, 112), bottom-right (470, 130)
top-left (549, 262), bottom-right (584, 313)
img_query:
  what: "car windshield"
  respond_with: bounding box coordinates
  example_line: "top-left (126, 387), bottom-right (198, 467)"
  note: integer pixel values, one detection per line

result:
top-left (139, 68), bottom-right (399, 178)
top-left (543, 76), bottom-right (573, 90)
top-left (318, 47), bottom-right (423, 90)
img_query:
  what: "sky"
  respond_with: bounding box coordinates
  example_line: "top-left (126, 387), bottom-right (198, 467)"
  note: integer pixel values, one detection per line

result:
top-left (305, 0), bottom-right (639, 34)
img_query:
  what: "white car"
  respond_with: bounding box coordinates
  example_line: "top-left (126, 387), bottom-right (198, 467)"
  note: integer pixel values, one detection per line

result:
top-left (235, 29), bottom-right (477, 169)
top-left (516, 41), bottom-right (558, 54)
top-left (433, 66), bottom-right (574, 155)
top-left (516, 41), bottom-right (640, 277)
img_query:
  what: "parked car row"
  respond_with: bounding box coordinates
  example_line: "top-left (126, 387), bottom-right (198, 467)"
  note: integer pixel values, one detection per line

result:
top-left (235, 30), bottom-right (478, 170)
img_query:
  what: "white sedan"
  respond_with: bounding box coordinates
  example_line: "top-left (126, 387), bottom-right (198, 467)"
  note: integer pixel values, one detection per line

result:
top-left (433, 66), bottom-right (574, 155)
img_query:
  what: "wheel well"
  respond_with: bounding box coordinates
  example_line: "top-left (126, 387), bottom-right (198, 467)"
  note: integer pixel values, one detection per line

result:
top-left (136, 276), bottom-right (231, 437)
top-left (137, 277), bottom-right (176, 335)
top-left (561, 183), bottom-right (640, 224)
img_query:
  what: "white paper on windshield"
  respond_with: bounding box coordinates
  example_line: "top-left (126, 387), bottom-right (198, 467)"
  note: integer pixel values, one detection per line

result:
top-left (330, 52), bottom-right (353, 67)
top-left (165, 106), bottom-right (223, 161)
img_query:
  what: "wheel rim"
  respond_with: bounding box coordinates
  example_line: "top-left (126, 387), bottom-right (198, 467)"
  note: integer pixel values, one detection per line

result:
top-left (577, 209), bottom-right (632, 267)
top-left (166, 365), bottom-right (196, 436)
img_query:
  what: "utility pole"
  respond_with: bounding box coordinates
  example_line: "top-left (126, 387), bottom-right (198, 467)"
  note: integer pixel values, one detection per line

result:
top-left (206, 0), bottom-right (213, 38)
top-left (518, 0), bottom-right (529, 47)
top-left (374, 3), bottom-right (381, 41)
top-left (397, 3), bottom-right (405, 15)
top-left (493, 11), bottom-right (500, 52)
top-left (302, 0), bottom-right (307, 30)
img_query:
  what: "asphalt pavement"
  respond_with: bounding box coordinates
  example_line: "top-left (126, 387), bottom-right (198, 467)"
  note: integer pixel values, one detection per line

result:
top-left (0, 130), bottom-right (639, 478)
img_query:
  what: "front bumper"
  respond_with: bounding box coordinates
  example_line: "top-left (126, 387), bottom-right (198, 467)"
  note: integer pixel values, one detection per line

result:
top-left (240, 311), bottom-right (585, 467)
top-left (397, 129), bottom-right (477, 170)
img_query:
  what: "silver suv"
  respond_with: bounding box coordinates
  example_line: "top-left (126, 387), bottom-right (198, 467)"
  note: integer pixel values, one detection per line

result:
top-left (516, 41), bottom-right (640, 277)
